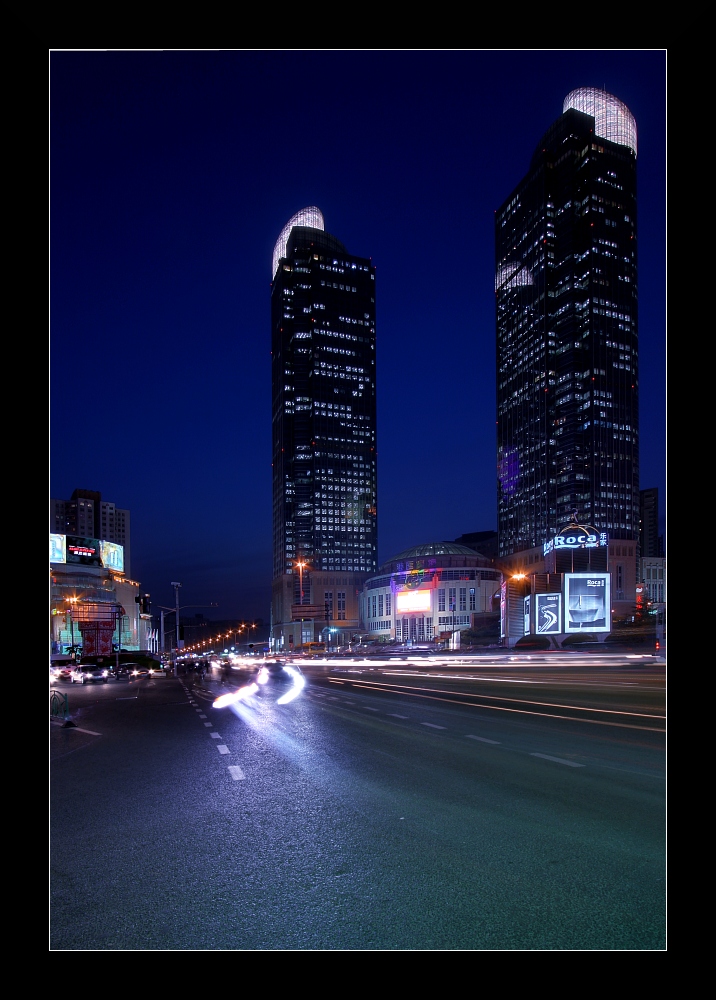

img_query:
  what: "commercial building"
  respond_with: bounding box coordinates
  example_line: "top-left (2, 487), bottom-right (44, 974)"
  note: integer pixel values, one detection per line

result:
top-left (50, 490), bottom-right (153, 657)
top-left (269, 207), bottom-right (377, 650)
top-left (51, 488), bottom-right (131, 576)
top-left (361, 543), bottom-right (502, 646)
top-left (495, 87), bottom-right (640, 621)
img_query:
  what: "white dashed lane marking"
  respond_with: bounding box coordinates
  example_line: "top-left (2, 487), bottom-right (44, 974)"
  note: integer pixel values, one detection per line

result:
top-left (530, 753), bottom-right (584, 767)
top-left (210, 732), bottom-right (221, 739)
top-left (228, 766), bottom-right (245, 780)
top-left (217, 745), bottom-right (230, 755)
top-left (204, 722), bottom-right (213, 727)
top-left (310, 688), bottom-right (587, 770)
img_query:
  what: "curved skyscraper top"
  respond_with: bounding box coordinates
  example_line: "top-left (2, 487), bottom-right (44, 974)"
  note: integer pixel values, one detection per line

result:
top-left (564, 87), bottom-right (637, 156)
top-left (272, 206), bottom-right (325, 279)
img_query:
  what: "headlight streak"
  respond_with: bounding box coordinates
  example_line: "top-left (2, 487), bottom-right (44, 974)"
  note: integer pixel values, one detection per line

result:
top-left (208, 669), bottom-right (323, 779)
top-left (213, 682), bottom-right (259, 709)
top-left (211, 666), bottom-right (305, 709)
top-left (276, 666), bottom-right (305, 705)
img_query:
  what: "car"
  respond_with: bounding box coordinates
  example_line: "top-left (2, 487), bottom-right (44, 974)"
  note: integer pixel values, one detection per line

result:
top-left (71, 663), bottom-right (110, 684)
top-left (111, 662), bottom-right (132, 678)
top-left (51, 657), bottom-right (76, 680)
top-left (126, 663), bottom-right (150, 678)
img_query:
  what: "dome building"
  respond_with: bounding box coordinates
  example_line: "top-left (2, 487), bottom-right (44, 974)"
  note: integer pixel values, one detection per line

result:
top-left (360, 543), bottom-right (502, 645)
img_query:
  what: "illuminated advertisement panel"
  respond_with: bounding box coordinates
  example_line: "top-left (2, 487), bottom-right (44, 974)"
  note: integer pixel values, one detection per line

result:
top-left (100, 540), bottom-right (124, 573)
top-left (535, 593), bottom-right (562, 634)
top-left (564, 573), bottom-right (611, 633)
top-left (523, 595), bottom-right (531, 635)
top-left (395, 590), bottom-right (432, 614)
top-left (50, 533), bottom-right (66, 564)
top-left (65, 536), bottom-right (102, 567)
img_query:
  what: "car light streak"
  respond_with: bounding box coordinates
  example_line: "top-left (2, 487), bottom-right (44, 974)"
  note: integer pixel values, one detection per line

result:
top-left (327, 678), bottom-right (665, 732)
top-left (213, 683), bottom-right (258, 709)
top-left (276, 666), bottom-right (305, 705)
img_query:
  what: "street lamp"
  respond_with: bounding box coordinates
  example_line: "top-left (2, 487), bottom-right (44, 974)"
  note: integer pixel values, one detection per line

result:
top-left (66, 597), bottom-right (78, 658)
top-left (296, 561), bottom-right (309, 650)
top-left (296, 561), bottom-right (307, 606)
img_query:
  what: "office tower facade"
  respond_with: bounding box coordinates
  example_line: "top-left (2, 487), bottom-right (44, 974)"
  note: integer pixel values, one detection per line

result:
top-left (639, 486), bottom-right (665, 614)
top-left (51, 488), bottom-right (131, 576)
top-left (495, 89), bottom-right (639, 572)
top-left (639, 487), bottom-right (664, 558)
top-left (270, 208), bottom-right (377, 650)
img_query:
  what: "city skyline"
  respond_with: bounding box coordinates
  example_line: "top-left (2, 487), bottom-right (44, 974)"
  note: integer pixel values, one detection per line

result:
top-left (50, 50), bottom-right (666, 619)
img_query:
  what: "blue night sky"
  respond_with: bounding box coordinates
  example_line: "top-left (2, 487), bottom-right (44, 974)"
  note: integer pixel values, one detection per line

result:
top-left (50, 50), bottom-right (666, 621)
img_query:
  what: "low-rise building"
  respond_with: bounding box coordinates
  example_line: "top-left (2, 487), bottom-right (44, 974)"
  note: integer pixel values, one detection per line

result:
top-left (360, 543), bottom-right (502, 645)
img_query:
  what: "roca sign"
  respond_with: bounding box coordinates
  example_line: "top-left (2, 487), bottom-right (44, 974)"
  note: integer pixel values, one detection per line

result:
top-left (555, 533), bottom-right (598, 548)
top-left (544, 529), bottom-right (608, 556)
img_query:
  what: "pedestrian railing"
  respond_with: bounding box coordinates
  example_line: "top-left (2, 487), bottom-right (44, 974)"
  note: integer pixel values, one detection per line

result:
top-left (50, 690), bottom-right (70, 722)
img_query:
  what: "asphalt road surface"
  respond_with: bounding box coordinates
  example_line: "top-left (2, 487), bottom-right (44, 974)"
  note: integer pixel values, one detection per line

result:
top-left (50, 661), bottom-right (665, 950)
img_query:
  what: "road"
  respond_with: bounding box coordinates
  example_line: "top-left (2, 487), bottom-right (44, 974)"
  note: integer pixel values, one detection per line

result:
top-left (50, 655), bottom-right (665, 950)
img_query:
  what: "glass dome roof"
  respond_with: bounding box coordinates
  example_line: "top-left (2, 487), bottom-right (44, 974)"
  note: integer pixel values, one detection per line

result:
top-left (384, 542), bottom-right (479, 563)
top-left (563, 88), bottom-right (637, 156)
top-left (272, 206), bottom-right (325, 278)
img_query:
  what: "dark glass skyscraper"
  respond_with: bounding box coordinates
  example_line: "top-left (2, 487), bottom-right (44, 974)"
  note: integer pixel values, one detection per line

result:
top-left (270, 208), bottom-right (377, 649)
top-left (495, 88), bottom-right (639, 560)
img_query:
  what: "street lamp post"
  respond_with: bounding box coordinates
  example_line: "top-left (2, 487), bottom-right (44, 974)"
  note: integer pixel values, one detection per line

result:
top-left (66, 597), bottom-right (77, 658)
top-left (296, 561), bottom-right (308, 649)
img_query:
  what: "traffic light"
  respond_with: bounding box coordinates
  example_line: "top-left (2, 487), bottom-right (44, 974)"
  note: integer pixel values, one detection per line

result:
top-left (179, 626), bottom-right (185, 640)
top-left (142, 594), bottom-right (151, 614)
top-left (325, 602), bottom-right (330, 621)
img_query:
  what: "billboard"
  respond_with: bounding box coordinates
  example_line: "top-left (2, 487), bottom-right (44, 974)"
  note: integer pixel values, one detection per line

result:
top-left (65, 536), bottom-right (102, 566)
top-left (564, 574), bottom-right (610, 633)
top-left (523, 595), bottom-right (531, 635)
top-left (99, 540), bottom-right (124, 573)
top-left (49, 534), bottom-right (124, 571)
top-left (535, 593), bottom-right (562, 634)
top-left (50, 533), bottom-right (66, 563)
top-left (395, 589), bottom-right (431, 614)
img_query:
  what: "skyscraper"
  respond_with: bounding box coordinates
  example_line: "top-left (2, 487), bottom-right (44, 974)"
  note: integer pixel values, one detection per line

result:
top-left (639, 487), bottom-right (664, 558)
top-left (495, 89), bottom-right (639, 579)
top-left (270, 208), bottom-right (377, 650)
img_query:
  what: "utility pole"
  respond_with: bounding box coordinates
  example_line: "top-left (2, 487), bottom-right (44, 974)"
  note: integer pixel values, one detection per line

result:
top-left (156, 593), bottom-right (217, 676)
top-left (171, 582), bottom-right (182, 676)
